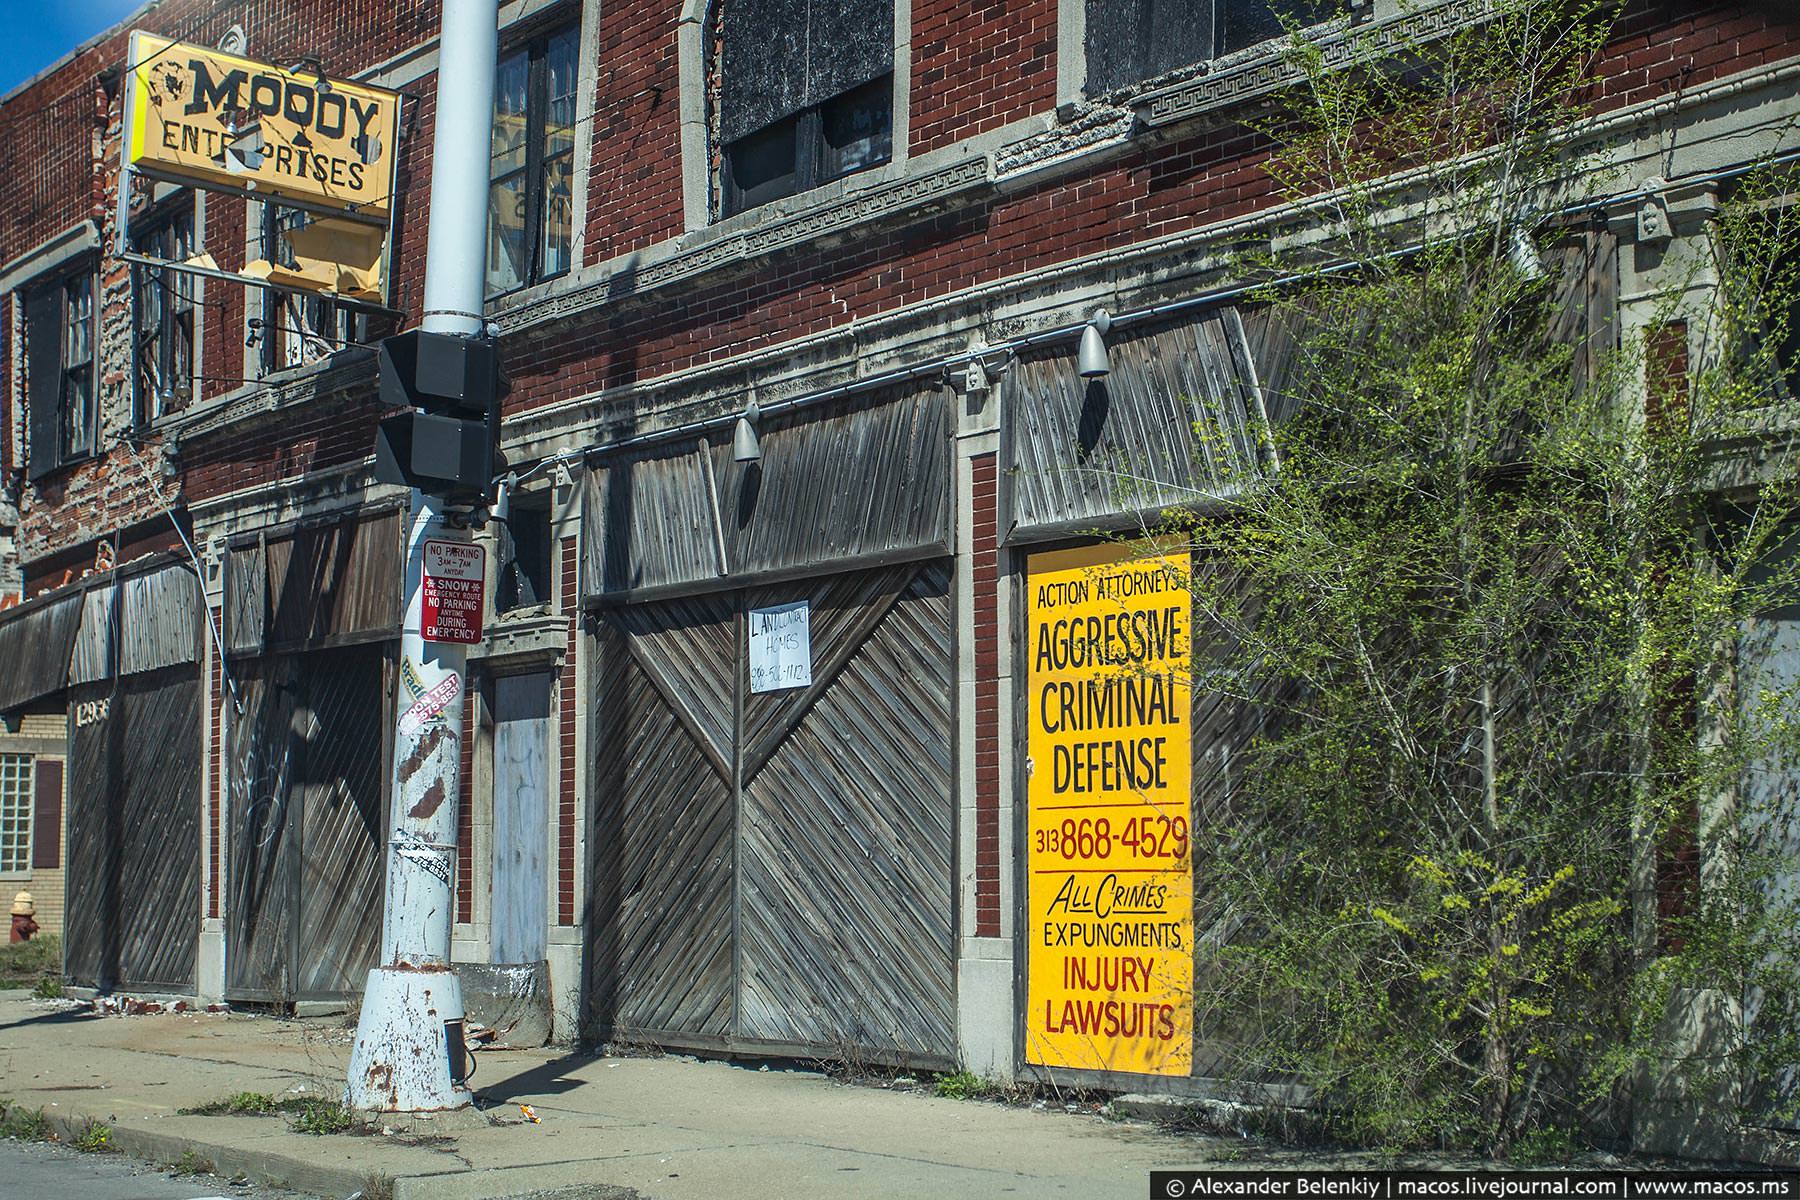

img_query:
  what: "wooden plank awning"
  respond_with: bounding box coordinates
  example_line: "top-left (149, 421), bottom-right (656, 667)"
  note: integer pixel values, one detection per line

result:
top-left (0, 587), bottom-right (82, 712)
top-left (583, 380), bottom-right (951, 602)
top-left (225, 507), bottom-right (403, 656)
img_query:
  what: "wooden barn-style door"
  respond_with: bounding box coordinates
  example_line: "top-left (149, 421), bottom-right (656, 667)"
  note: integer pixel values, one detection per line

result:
top-left (65, 668), bottom-right (203, 994)
top-left (589, 559), bottom-right (956, 1065)
top-left (226, 644), bottom-right (390, 1002)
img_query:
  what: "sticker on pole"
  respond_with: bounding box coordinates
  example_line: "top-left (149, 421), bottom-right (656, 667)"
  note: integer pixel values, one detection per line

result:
top-left (422, 540), bottom-right (485, 644)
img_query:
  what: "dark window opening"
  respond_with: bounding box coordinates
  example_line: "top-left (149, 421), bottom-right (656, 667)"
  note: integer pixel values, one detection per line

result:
top-left (1219, 0), bottom-right (1339, 56)
top-left (716, 0), bottom-right (895, 218)
top-left (257, 204), bottom-right (369, 375)
top-left (820, 75), bottom-right (894, 182)
top-left (496, 495), bottom-right (553, 613)
top-left (1084, 0), bottom-right (1339, 96)
top-left (131, 203), bottom-right (197, 422)
top-left (722, 74), bottom-right (892, 216)
top-left (24, 264), bottom-right (97, 480)
top-left (488, 25), bottom-right (579, 298)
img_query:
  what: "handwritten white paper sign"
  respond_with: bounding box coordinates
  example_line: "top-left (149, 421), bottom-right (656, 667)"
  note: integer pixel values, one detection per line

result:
top-left (748, 600), bottom-right (812, 694)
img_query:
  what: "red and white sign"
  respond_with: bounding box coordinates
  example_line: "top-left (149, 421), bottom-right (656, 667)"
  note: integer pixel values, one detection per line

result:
top-left (421, 539), bottom-right (485, 644)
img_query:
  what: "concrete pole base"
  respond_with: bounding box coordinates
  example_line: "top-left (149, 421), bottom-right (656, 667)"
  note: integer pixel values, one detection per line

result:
top-left (346, 965), bottom-right (473, 1112)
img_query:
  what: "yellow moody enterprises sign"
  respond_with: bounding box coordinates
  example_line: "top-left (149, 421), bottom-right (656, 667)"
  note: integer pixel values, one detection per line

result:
top-left (1025, 543), bottom-right (1193, 1077)
top-left (125, 33), bottom-right (399, 221)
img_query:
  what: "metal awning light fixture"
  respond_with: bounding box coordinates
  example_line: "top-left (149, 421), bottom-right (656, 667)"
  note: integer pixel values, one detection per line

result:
top-left (733, 399), bottom-right (762, 463)
top-left (1077, 308), bottom-right (1112, 379)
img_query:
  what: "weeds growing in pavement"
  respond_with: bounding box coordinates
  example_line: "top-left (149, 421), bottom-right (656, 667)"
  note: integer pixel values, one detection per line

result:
top-left (0, 1099), bottom-right (49, 1141)
top-left (72, 1120), bottom-right (111, 1152)
top-left (287, 1098), bottom-right (357, 1136)
top-left (170, 1148), bottom-right (215, 1175)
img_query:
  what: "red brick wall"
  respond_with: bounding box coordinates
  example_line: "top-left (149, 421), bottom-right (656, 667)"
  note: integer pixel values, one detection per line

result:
top-left (558, 534), bottom-right (578, 925)
top-left (910, 0), bottom-right (1057, 157)
top-left (971, 452), bottom-right (1000, 938)
top-left (181, 386), bottom-right (384, 502)
top-left (583, 5), bottom-right (685, 264)
top-left (10, 0), bottom-right (1800, 563)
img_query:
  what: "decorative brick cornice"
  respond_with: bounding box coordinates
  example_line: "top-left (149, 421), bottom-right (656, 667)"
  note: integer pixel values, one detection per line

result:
top-left (1136, 0), bottom-right (1496, 130)
top-left (496, 157), bottom-right (992, 337)
top-left (992, 109), bottom-right (1136, 183)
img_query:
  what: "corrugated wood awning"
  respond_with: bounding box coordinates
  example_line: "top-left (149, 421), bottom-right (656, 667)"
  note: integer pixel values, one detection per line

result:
top-left (118, 562), bottom-right (202, 676)
top-left (1004, 305), bottom-right (1274, 543)
top-left (65, 558), bottom-right (202, 686)
top-left (0, 588), bottom-right (82, 712)
top-left (67, 585), bottom-right (115, 686)
top-left (225, 507), bottom-right (403, 656)
top-left (582, 381), bottom-right (951, 603)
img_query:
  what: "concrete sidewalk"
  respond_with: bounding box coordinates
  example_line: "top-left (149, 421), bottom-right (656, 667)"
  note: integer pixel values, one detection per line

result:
top-left (0, 990), bottom-right (1239, 1199)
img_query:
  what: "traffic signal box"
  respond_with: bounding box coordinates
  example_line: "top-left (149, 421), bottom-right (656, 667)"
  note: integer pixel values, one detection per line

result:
top-left (374, 330), bottom-right (507, 503)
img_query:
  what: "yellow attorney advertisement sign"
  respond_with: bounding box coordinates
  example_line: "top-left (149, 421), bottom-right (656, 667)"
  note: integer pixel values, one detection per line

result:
top-left (1025, 542), bottom-right (1193, 1077)
top-left (125, 32), bottom-right (399, 221)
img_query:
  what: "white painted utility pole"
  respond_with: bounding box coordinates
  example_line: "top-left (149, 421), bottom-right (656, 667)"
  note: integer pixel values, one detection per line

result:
top-left (347, 0), bottom-right (499, 1113)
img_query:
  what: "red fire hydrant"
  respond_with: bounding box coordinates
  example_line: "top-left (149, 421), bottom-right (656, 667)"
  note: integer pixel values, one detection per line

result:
top-left (10, 891), bottom-right (37, 943)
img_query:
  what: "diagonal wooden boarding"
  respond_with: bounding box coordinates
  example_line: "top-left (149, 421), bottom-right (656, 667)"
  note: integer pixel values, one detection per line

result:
top-left (739, 564), bottom-right (916, 780)
top-left (587, 560), bottom-right (955, 1062)
top-left (737, 562), bottom-right (956, 1062)
top-left (62, 672), bottom-right (201, 993)
top-left (227, 663), bottom-right (301, 1001)
top-left (589, 615), bottom-right (736, 1039)
top-left (294, 646), bottom-right (388, 998)
top-left (114, 669), bottom-right (202, 993)
top-left (64, 684), bottom-right (111, 990)
top-left (612, 592), bottom-right (737, 780)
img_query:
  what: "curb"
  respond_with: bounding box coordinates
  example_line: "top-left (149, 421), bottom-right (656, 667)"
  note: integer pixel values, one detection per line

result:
top-left (37, 1108), bottom-right (374, 1199)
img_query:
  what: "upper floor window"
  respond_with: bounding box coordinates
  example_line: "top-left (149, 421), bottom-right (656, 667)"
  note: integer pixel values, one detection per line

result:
top-left (24, 266), bottom-right (97, 480)
top-left (130, 202), bottom-right (197, 423)
top-left (488, 25), bottom-right (579, 298)
top-left (1084, 0), bottom-right (1337, 95)
top-left (716, 0), bottom-right (895, 218)
top-left (258, 205), bottom-right (369, 373)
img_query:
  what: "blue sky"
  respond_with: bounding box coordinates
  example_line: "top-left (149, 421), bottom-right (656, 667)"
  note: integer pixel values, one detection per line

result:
top-left (0, 0), bottom-right (146, 96)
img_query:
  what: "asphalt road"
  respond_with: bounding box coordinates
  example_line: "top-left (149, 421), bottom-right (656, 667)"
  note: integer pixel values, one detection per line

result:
top-left (0, 1138), bottom-right (323, 1200)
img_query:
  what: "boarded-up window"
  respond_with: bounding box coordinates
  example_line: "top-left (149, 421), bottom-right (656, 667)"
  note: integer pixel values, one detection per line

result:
top-left (717, 0), bottom-right (894, 214)
top-left (1004, 306), bottom-right (1272, 540)
top-left (31, 759), bottom-right (61, 871)
top-left (1085, 0), bottom-right (1336, 95)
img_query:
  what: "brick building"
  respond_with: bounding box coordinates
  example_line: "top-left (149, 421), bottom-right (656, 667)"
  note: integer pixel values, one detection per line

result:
top-left (0, 0), bottom-right (1795, 1152)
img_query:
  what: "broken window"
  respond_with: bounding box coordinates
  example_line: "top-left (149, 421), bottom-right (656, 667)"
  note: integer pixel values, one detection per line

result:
top-left (717, 0), bottom-right (895, 217)
top-left (496, 492), bottom-right (552, 613)
top-left (257, 204), bottom-right (368, 373)
top-left (130, 202), bottom-right (197, 422)
top-left (488, 24), bottom-right (579, 298)
top-left (25, 264), bottom-right (97, 479)
top-left (1084, 0), bottom-right (1338, 96)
